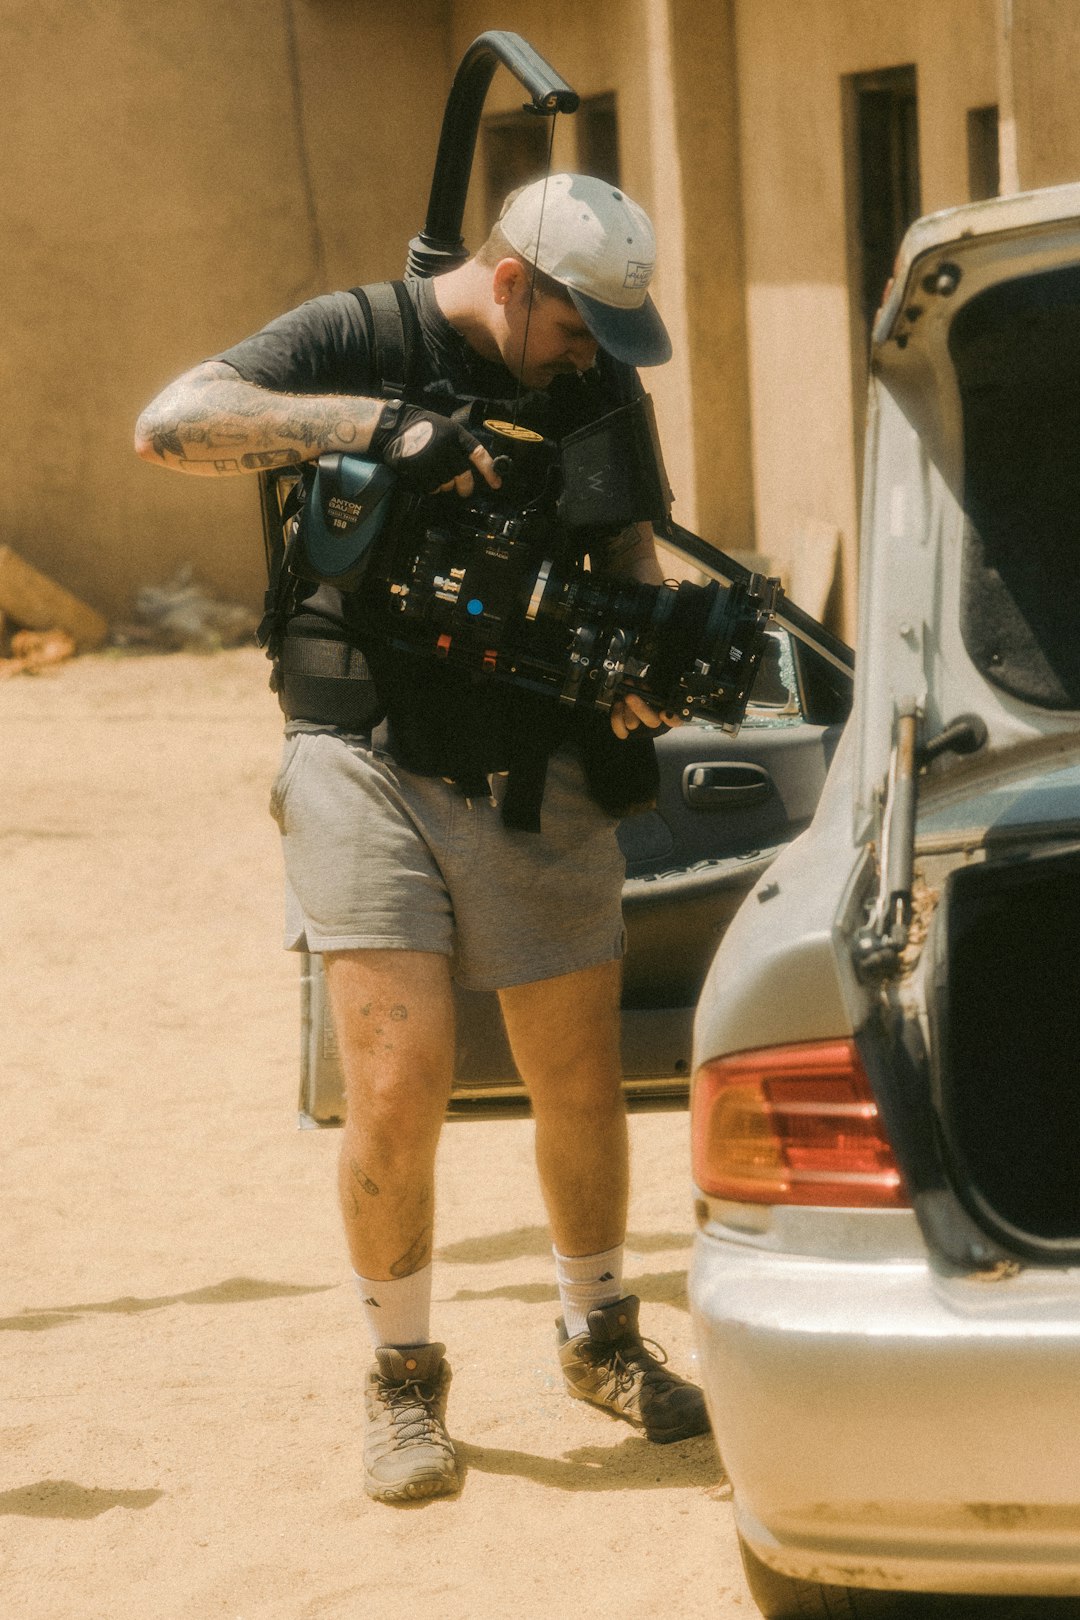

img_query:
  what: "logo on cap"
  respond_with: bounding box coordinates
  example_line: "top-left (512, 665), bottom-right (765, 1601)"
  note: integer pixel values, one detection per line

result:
top-left (623, 261), bottom-right (653, 290)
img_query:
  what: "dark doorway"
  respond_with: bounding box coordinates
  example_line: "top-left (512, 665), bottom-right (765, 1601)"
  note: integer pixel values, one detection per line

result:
top-left (967, 104), bottom-right (1001, 201)
top-left (845, 65), bottom-right (922, 343)
top-left (842, 65), bottom-right (922, 502)
top-left (577, 92), bottom-right (620, 187)
top-left (483, 111), bottom-right (552, 226)
top-left (482, 94), bottom-right (622, 232)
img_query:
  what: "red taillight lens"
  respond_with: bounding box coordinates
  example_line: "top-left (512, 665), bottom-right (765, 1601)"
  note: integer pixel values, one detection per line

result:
top-left (692, 1039), bottom-right (908, 1208)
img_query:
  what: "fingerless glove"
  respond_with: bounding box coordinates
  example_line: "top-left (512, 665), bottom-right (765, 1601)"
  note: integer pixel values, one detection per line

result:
top-left (369, 401), bottom-right (482, 493)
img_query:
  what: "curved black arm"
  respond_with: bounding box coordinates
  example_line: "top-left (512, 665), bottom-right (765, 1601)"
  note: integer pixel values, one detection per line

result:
top-left (405, 31), bottom-right (578, 279)
top-left (668, 522), bottom-right (854, 677)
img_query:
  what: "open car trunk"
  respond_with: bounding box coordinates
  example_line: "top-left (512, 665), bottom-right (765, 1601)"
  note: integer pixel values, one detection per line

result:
top-left (929, 843), bottom-right (1080, 1260)
top-left (922, 238), bottom-right (1080, 1261)
top-left (851, 183), bottom-right (1080, 1269)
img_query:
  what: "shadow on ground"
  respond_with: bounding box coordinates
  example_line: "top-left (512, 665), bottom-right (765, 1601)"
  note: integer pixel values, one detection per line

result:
top-left (0, 1276), bottom-right (335, 1332)
top-left (0, 1481), bottom-right (163, 1519)
top-left (445, 1268), bottom-right (690, 1310)
top-left (436, 1225), bottom-right (693, 1264)
top-left (454, 1431), bottom-right (723, 1493)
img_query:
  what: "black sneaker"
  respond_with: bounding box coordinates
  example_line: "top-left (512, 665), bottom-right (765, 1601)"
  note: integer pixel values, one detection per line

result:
top-left (557, 1295), bottom-right (711, 1444)
top-left (362, 1342), bottom-right (459, 1503)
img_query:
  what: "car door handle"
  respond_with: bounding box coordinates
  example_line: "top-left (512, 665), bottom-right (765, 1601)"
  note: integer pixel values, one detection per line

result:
top-left (682, 762), bottom-right (772, 810)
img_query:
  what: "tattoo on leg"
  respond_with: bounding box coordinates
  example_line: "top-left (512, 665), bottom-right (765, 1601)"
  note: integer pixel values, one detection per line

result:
top-left (349, 1159), bottom-right (380, 1197)
top-left (389, 1004), bottom-right (408, 1021)
top-left (346, 1189), bottom-right (359, 1219)
top-left (389, 1225), bottom-right (433, 1278)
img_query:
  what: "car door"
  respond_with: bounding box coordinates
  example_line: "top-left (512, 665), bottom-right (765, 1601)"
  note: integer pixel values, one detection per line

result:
top-left (298, 629), bottom-right (847, 1125)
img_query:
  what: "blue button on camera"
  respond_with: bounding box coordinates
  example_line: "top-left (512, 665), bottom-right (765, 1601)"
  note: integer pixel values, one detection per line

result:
top-left (466, 599), bottom-right (484, 616)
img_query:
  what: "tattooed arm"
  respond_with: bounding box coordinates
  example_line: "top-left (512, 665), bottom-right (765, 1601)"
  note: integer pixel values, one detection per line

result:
top-left (133, 360), bottom-right (386, 477)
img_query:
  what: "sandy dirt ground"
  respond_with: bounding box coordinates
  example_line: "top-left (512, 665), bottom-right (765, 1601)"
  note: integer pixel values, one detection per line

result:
top-left (1, 647), bottom-right (752, 1620)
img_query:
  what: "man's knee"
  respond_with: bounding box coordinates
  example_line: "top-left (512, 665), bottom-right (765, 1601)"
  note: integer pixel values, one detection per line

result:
top-left (526, 1054), bottom-right (625, 1121)
top-left (343, 1059), bottom-right (452, 1150)
top-left (325, 948), bottom-right (455, 1134)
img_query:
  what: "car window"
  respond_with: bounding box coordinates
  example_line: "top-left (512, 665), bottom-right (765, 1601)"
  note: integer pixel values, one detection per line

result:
top-left (742, 630), bottom-right (804, 728)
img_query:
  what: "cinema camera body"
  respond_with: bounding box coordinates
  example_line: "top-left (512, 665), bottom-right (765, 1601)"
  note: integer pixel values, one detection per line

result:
top-left (286, 393), bottom-right (779, 730)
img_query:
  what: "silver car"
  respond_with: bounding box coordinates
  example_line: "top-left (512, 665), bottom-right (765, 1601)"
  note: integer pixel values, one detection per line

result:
top-left (690, 183), bottom-right (1080, 1616)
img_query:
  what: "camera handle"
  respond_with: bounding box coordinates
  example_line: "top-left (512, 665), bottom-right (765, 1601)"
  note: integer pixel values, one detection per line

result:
top-left (406, 32), bottom-right (578, 279)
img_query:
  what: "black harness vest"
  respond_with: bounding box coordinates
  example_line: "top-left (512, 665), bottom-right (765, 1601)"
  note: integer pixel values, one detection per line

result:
top-left (266, 280), bottom-right (659, 831)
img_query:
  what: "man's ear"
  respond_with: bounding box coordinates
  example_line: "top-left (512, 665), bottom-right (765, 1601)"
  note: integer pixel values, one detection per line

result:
top-left (492, 257), bottom-right (527, 307)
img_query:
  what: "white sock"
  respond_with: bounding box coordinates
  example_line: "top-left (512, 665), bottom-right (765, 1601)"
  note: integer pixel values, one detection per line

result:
top-left (352, 1265), bottom-right (433, 1351)
top-left (553, 1244), bottom-right (625, 1339)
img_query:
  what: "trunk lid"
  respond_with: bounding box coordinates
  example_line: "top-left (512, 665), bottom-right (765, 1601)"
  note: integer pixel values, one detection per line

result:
top-left (855, 181), bottom-right (1080, 840)
top-left (850, 185), bottom-right (1080, 1267)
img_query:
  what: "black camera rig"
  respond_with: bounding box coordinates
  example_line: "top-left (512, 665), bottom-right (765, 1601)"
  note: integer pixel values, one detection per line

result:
top-left (259, 30), bottom-right (854, 733)
top-left (285, 395), bottom-right (777, 728)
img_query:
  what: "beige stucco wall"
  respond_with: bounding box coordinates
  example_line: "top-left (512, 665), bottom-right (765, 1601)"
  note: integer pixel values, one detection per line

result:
top-left (1000, 0), bottom-right (1080, 192)
top-left (10, 2), bottom-right (1080, 633)
top-left (7, 0), bottom-right (750, 621)
top-left (734, 0), bottom-right (998, 638)
top-left (2, 0), bottom-right (451, 621)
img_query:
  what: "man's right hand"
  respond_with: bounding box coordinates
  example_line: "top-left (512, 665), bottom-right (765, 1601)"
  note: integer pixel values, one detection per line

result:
top-left (370, 402), bottom-right (501, 497)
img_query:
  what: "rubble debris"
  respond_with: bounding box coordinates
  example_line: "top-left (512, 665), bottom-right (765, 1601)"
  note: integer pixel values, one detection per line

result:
top-left (0, 628), bottom-right (77, 680)
top-left (0, 544), bottom-right (108, 650)
top-left (117, 565), bottom-right (258, 652)
top-left (900, 873), bottom-right (941, 974)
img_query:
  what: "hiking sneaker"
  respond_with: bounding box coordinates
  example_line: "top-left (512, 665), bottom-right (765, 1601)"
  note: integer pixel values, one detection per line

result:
top-left (363, 1342), bottom-right (459, 1503)
top-left (557, 1295), bottom-right (711, 1444)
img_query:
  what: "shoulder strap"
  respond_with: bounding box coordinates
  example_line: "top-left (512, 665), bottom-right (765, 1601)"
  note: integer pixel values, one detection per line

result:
top-left (256, 466), bottom-right (308, 653)
top-left (348, 279), bottom-right (424, 400)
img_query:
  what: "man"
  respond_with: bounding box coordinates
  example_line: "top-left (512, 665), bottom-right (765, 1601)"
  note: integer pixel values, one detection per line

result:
top-left (135, 173), bottom-right (709, 1504)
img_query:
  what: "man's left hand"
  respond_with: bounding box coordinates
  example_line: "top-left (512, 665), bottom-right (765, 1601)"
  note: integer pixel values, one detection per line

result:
top-left (609, 692), bottom-right (683, 739)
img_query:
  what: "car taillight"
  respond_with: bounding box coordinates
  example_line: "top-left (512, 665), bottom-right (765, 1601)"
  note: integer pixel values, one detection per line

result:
top-left (692, 1038), bottom-right (908, 1208)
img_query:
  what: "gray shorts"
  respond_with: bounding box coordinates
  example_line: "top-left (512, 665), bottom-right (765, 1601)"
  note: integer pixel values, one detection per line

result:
top-left (269, 729), bottom-right (627, 992)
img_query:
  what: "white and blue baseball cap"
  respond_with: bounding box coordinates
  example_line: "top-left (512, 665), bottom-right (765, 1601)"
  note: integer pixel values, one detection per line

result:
top-left (499, 172), bottom-right (672, 367)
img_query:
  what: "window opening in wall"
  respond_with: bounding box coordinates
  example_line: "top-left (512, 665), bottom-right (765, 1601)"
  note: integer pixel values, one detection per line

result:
top-left (845, 65), bottom-right (922, 344)
top-left (842, 65), bottom-right (922, 528)
top-left (968, 104), bottom-right (1000, 201)
top-left (483, 111), bottom-right (551, 226)
top-left (576, 93), bottom-right (620, 187)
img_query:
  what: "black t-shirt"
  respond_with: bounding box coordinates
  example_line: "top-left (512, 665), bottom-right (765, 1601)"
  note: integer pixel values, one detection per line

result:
top-left (217, 277), bottom-right (643, 456)
top-left (218, 277), bottom-right (529, 402)
top-left (216, 279), bottom-right (655, 820)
